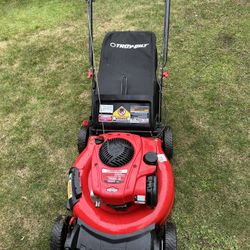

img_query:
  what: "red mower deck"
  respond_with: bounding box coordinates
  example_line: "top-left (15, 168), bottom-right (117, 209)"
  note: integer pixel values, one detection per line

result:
top-left (72, 133), bottom-right (174, 235)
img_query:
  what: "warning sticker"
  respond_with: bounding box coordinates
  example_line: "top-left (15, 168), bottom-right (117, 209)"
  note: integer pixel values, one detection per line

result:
top-left (98, 114), bottom-right (113, 123)
top-left (99, 104), bottom-right (114, 114)
top-left (157, 154), bottom-right (167, 163)
top-left (130, 105), bottom-right (149, 124)
top-left (112, 106), bottom-right (131, 123)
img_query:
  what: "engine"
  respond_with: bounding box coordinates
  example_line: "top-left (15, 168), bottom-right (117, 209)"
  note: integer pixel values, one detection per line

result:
top-left (89, 134), bottom-right (159, 209)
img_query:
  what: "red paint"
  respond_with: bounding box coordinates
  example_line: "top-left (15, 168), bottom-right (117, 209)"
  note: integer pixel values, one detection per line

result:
top-left (69, 216), bottom-right (77, 225)
top-left (73, 133), bottom-right (174, 235)
top-left (87, 68), bottom-right (93, 79)
top-left (163, 71), bottom-right (169, 78)
top-left (82, 119), bottom-right (89, 127)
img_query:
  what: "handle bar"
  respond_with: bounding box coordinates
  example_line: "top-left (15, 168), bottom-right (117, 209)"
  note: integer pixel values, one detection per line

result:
top-left (86, 0), bottom-right (171, 70)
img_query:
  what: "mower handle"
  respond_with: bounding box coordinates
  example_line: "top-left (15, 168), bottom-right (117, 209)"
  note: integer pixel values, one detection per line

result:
top-left (85, 0), bottom-right (171, 71)
top-left (162, 0), bottom-right (171, 68)
top-left (86, 0), bottom-right (94, 69)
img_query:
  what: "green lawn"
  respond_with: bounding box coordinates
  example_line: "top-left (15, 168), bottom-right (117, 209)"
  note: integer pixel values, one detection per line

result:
top-left (0, 0), bottom-right (249, 249)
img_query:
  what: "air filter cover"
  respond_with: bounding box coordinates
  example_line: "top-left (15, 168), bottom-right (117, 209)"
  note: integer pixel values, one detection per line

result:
top-left (99, 138), bottom-right (134, 167)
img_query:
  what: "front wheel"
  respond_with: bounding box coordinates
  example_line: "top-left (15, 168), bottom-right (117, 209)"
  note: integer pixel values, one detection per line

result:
top-left (50, 216), bottom-right (69, 250)
top-left (163, 222), bottom-right (177, 250)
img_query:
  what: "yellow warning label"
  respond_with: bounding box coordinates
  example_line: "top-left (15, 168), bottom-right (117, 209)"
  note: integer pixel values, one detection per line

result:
top-left (67, 174), bottom-right (72, 199)
top-left (113, 106), bottom-right (130, 122)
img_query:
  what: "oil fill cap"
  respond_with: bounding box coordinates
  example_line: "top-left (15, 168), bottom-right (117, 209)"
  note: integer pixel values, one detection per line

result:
top-left (143, 152), bottom-right (158, 165)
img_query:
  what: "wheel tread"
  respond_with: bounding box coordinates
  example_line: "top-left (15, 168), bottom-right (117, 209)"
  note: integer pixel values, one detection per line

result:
top-left (163, 126), bottom-right (173, 160)
top-left (77, 126), bottom-right (89, 154)
top-left (50, 216), bottom-right (68, 250)
top-left (164, 222), bottom-right (177, 250)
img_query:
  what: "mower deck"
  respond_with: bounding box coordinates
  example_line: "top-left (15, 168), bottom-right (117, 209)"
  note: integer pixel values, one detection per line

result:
top-left (70, 133), bottom-right (174, 234)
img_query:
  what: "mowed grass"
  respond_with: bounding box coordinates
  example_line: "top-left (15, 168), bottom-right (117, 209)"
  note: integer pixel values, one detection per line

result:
top-left (0, 0), bottom-right (249, 249)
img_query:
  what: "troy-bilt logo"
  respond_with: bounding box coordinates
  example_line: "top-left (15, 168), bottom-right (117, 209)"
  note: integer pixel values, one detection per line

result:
top-left (110, 42), bottom-right (149, 49)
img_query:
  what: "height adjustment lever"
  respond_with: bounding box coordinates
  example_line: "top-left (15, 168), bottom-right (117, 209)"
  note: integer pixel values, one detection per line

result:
top-left (87, 68), bottom-right (93, 79)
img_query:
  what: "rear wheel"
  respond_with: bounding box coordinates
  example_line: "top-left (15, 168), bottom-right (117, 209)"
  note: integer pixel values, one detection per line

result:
top-left (50, 216), bottom-right (69, 250)
top-left (162, 126), bottom-right (173, 160)
top-left (163, 222), bottom-right (177, 250)
top-left (77, 126), bottom-right (89, 154)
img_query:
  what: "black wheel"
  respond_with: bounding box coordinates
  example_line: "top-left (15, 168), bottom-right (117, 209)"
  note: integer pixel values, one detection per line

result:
top-left (162, 126), bottom-right (173, 160)
top-left (77, 126), bottom-right (89, 154)
top-left (50, 216), bottom-right (69, 250)
top-left (164, 222), bottom-right (177, 250)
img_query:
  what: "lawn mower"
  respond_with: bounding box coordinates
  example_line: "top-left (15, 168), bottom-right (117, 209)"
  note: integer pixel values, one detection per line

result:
top-left (50, 0), bottom-right (176, 249)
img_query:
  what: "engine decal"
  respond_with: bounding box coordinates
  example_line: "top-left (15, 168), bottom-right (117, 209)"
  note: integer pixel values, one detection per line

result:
top-left (102, 169), bottom-right (127, 184)
top-left (102, 169), bottom-right (128, 173)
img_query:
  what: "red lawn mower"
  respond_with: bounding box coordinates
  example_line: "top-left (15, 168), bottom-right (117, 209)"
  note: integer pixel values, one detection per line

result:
top-left (50, 0), bottom-right (176, 249)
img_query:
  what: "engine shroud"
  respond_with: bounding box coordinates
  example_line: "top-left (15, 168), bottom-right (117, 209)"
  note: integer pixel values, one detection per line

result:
top-left (99, 138), bottom-right (134, 168)
top-left (72, 132), bottom-right (174, 235)
top-left (92, 134), bottom-right (157, 206)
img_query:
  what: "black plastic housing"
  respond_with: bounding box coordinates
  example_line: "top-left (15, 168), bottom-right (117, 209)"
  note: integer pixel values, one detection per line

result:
top-left (64, 219), bottom-right (161, 250)
top-left (67, 168), bottom-right (82, 210)
top-left (91, 31), bottom-right (161, 135)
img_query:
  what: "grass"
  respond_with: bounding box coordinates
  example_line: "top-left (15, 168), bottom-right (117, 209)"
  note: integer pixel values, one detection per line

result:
top-left (0, 0), bottom-right (249, 249)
